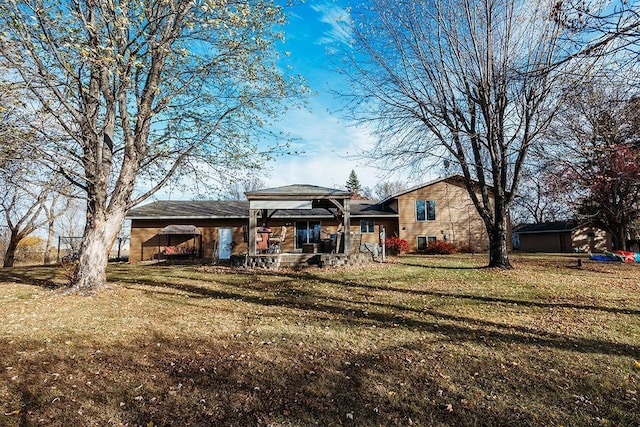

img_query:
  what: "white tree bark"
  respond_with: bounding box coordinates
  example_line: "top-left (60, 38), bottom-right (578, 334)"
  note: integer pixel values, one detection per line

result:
top-left (0, 0), bottom-right (305, 291)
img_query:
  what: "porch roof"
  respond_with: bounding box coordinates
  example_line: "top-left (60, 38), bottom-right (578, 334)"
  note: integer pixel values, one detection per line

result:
top-left (245, 184), bottom-right (351, 200)
top-left (158, 224), bottom-right (202, 235)
top-left (127, 200), bottom-right (397, 220)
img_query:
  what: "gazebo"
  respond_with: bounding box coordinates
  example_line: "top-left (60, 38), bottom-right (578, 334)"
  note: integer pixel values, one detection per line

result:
top-left (245, 184), bottom-right (352, 256)
top-left (157, 224), bottom-right (202, 259)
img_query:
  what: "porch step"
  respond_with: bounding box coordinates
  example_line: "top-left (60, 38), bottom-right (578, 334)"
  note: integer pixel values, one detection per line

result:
top-left (245, 252), bottom-right (373, 270)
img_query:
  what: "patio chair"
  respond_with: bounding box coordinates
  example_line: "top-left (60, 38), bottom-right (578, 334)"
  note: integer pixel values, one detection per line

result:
top-left (268, 226), bottom-right (287, 253)
top-left (256, 232), bottom-right (269, 253)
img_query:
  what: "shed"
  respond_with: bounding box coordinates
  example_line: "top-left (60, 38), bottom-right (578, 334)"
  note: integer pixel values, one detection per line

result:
top-left (513, 220), bottom-right (611, 253)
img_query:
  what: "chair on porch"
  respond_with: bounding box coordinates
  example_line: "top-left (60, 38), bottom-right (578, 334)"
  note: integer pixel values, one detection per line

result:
top-left (256, 232), bottom-right (269, 253)
top-left (268, 226), bottom-right (287, 253)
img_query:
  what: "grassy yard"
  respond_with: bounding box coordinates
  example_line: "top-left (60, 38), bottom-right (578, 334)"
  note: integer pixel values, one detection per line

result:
top-left (1, 254), bottom-right (639, 426)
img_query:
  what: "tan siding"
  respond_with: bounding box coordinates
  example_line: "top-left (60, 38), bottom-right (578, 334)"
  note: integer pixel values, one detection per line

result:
top-left (396, 181), bottom-right (489, 252)
top-left (517, 226), bottom-right (611, 253)
top-left (130, 215), bottom-right (402, 261)
top-left (129, 178), bottom-right (492, 259)
top-left (130, 219), bottom-right (250, 262)
top-left (519, 233), bottom-right (565, 252)
top-left (572, 226), bottom-right (610, 252)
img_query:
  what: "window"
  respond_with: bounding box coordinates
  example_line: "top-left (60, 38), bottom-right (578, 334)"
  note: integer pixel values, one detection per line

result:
top-left (416, 200), bottom-right (436, 221)
top-left (417, 236), bottom-right (437, 251)
top-left (295, 221), bottom-right (321, 249)
top-left (360, 219), bottom-right (375, 233)
top-left (417, 236), bottom-right (426, 251)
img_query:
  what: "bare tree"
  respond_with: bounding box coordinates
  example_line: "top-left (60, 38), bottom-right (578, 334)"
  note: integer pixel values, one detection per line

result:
top-left (0, 0), bottom-right (306, 292)
top-left (226, 175), bottom-right (266, 201)
top-left (372, 181), bottom-right (408, 201)
top-left (0, 173), bottom-right (48, 267)
top-left (0, 78), bottom-right (69, 266)
top-left (510, 164), bottom-right (573, 226)
top-left (547, 79), bottom-right (640, 249)
top-left (42, 190), bottom-right (74, 265)
top-left (339, 0), bottom-right (634, 268)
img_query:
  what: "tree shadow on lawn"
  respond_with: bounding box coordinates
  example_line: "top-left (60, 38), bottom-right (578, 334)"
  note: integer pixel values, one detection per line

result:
top-left (3, 332), bottom-right (635, 427)
top-left (393, 261), bottom-right (481, 270)
top-left (116, 276), bottom-right (640, 360)
top-left (272, 269), bottom-right (640, 317)
top-left (0, 265), bottom-right (67, 289)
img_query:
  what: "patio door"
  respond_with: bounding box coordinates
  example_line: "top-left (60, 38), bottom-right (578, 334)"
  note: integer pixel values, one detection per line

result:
top-left (218, 228), bottom-right (233, 260)
top-left (295, 221), bottom-right (321, 249)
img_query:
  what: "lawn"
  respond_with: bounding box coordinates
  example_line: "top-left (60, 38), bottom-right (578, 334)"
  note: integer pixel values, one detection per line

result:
top-left (1, 254), bottom-right (639, 426)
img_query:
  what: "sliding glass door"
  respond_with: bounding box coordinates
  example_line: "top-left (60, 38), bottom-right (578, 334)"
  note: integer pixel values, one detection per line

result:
top-left (295, 221), bottom-right (321, 249)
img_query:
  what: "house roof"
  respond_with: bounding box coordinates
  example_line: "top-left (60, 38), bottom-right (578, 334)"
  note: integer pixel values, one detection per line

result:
top-left (127, 200), bottom-right (249, 220)
top-left (380, 174), bottom-right (466, 204)
top-left (246, 184), bottom-right (351, 200)
top-left (513, 220), bottom-right (581, 234)
top-left (127, 199), bottom-right (397, 220)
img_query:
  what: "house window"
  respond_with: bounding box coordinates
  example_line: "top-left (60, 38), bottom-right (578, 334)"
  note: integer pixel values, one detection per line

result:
top-left (417, 236), bottom-right (437, 251)
top-left (360, 219), bottom-right (375, 233)
top-left (416, 200), bottom-right (436, 221)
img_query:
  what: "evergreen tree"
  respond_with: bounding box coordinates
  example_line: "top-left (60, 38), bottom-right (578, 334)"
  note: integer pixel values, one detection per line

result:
top-left (346, 170), bottom-right (362, 195)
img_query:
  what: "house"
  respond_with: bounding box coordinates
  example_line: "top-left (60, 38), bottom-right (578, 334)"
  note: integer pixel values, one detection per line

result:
top-left (513, 220), bottom-right (611, 253)
top-left (380, 175), bottom-right (489, 252)
top-left (126, 175), bottom-right (492, 262)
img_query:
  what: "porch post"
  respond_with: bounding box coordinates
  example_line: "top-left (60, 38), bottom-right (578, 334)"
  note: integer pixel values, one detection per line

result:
top-left (249, 209), bottom-right (258, 256)
top-left (343, 198), bottom-right (351, 254)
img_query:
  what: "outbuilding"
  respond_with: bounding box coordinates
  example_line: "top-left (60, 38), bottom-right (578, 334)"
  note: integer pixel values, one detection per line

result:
top-left (513, 220), bottom-right (611, 253)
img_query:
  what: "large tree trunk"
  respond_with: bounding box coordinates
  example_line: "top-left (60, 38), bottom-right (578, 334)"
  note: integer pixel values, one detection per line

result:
top-left (70, 207), bottom-right (125, 293)
top-left (3, 236), bottom-right (19, 267)
top-left (486, 197), bottom-right (512, 269)
top-left (487, 222), bottom-right (512, 269)
top-left (43, 217), bottom-right (55, 265)
top-left (612, 227), bottom-right (626, 251)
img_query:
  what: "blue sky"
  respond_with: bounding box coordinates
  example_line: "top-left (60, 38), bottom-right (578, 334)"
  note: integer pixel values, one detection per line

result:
top-left (261, 0), bottom-right (384, 190)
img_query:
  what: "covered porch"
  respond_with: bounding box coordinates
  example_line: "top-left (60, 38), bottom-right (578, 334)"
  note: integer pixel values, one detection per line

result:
top-left (245, 185), bottom-right (353, 257)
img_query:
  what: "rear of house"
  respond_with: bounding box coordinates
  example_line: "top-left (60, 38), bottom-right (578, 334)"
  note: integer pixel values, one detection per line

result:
top-left (126, 175), bottom-right (494, 262)
top-left (383, 176), bottom-right (490, 253)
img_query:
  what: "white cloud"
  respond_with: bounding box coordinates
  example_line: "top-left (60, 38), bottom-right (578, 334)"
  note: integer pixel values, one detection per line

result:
top-left (262, 105), bottom-right (393, 190)
top-left (310, 2), bottom-right (353, 46)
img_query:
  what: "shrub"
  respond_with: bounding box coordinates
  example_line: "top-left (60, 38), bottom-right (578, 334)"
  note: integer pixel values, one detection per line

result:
top-left (385, 237), bottom-right (409, 255)
top-left (16, 236), bottom-right (46, 262)
top-left (424, 240), bottom-right (456, 255)
top-left (456, 243), bottom-right (476, 253)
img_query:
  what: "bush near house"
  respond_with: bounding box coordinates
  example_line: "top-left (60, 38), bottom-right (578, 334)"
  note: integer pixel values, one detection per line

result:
top-left (385, 237), bottom-right (409, 255)
top-left (424, 240), bottom-right (457, 255)
top-left (455, 243), bottom-right (476, 253)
